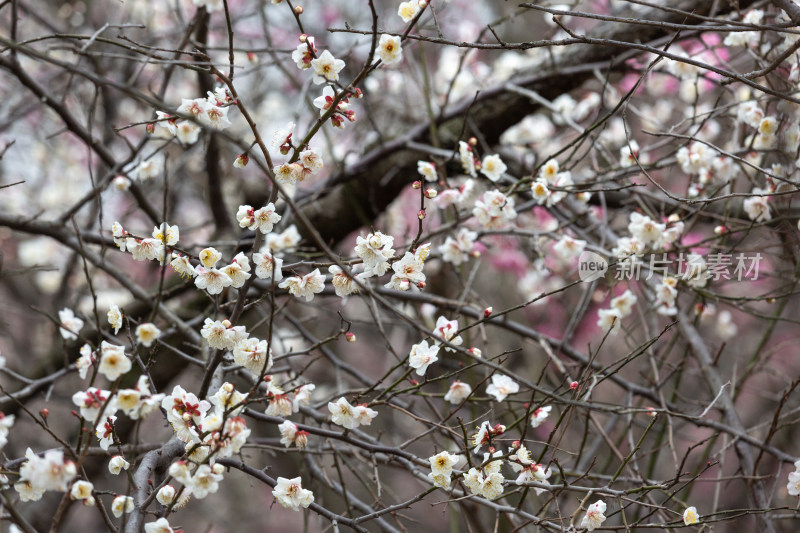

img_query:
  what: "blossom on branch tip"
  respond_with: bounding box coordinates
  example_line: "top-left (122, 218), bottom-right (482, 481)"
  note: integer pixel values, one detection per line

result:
top-left (135, 323), bottom-right (161, 347)
top-left (378, 34), bottom-right (403, 64)
top-left (58, 308), bottom-right (84, 341)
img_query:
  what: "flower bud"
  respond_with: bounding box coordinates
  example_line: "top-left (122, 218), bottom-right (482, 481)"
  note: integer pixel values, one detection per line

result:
top-left (424, 188), bottom-right (438, 198)
top-left (484, 307), bottom-right (493, 318)
top-left (417, 209), bottom-right (426, 220)
top-left (409, 379), bottom-right (419, 386)
top-left (412, 180), bottom-right (422, 189)
top-left (468, 347), bottom-right (482, 358)
top-left (668, 213), bottom-right (680, 223)
top-left (41, 409), bottom-right (49, 419)
top-left (512, 440), bottom-right (521, 449)
top-left (345, 332), bottom-right (356, 343)
top-left (212, 463), bottom-right (225, 475)
top-left (222, 319), bottom-right (232, 328)
top-left (416, 280), bottom-right (426, 289)
top-left (419, 0), bottom-right (427, 6)
top-left (157, 485), bottom-right (176, 505)
top-left (714, 225), bottom-right (726, 235)
top-left (487, 446), bottom-right (496, 454)
top-left (570, 381), bottom-right (579, 390)
top-left (146, 122), bottom-right (155, 134)
top-left (646, 406), bottom-right (657, 418)
top-left (468, 137), bottom-right (477, 146)
top-left (233, 153), bottom-right (249, 169)
top-left (294, 5), bottom-right (303, 14)
top-left (299, 34), bottom-right (307, 42)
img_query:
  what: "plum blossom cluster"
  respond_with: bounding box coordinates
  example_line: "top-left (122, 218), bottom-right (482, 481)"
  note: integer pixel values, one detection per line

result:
top-left (151, 87), bottom-right (233, 148)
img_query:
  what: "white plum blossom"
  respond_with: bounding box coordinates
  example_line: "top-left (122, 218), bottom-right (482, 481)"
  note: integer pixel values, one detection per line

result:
top-left (552, 235), bottom-right (586, 262)
top-left (378, 34), bottom-right (403, 64)
top-left (108, 456), bottom-right (130, 475)
top-left (18, 448), bottom-right (77, 493)
top-left (111, 495), bottom-right (134, 518)
top-left (530, 405), bottom-right (552, 428)
top-left (463, 452), bottom-right (505, 500)
top-left (428, 451), bottom-right (463, 489)
top-left (433, 316), bottom-right (463, 350)
top-left (328, 397), bottom-right (377, 429)
top-left (279, 269), bottom-right (326, 301)
top-left (97, 341), bottom-right (131, 381)
top-left (329, 265), bottom-right (364, 297)
top-left (161, 385), bottom-right (211, 443)
top-left (190, 464), bottom-right (223, 499)
top-left (58, 308), bottom-right (84, 341)
top-left (72, 387), bottom-right (116, 422)
top-left (439, 228), bottom-right (477, 266)
top-left (459, 141), bottom-right (477, 177)
top-left (444, 380), bottom-right (473, 404)
top-left (480, 154), bottom-right (507, 182)
top-left (144, 518), bottom-right (174, 533)
top-left (194, 266), bottom-right (233, 294)
top-left (220, 252), bottom-right (252, 289)
top-left (107, 304), bottom-right (123, 334)
top-left (417, 161), bottom-right (437, 181)
top-left (683, 506), bottom-right (700, 525)
top-left (233, 337), bottom-right (272, 376)
top-left (743, 188), bottom-right (772, 222)
top-left (201, 318), bottom-right (249, 351)
top-left (253, 250), bottom-right (284, 281)
top-left (486, 374), bottom-right (519, 402)
top-left (135, 323), bottom-right (161, 347)
top-left (385, 251), bottom-right (426, 290)
top-left (355, 232), bottom-right (395, 276)
top-left (311, 50), bottom-right (345, 84)
top-left (581, 500), bottom-right (607, 531)
top-left (236, 203), bottom-right (281, 233)
top-left (398, 0), bottom-right (420, 22)
top-left (273, 477), bottom-right (315, 511)
top-left (473, 190), bottom-right (517, 229)
top-left (291, 37), bottom-right (317, 70)
top-left (408, 340), bottom-right (440, 376)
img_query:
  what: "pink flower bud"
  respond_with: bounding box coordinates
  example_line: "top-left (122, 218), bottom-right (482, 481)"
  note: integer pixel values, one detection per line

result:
top-left (233, 153), bottom-right (249, 168)
top-left (468, 137), bottom-right (477, 146)
top-left (410, 379), bottom-right (419, 386)
top-left (424, 188), bottom-right (437, 198)
top-left (512, 440), bottom-right (521, 449)
top-left (484, 307), bottom-right (493, 318)
top-left (487, 446), bottom-right (496, 454)
top-left (417, 209), bottom-right (426, 220)
top-left (570, 381), bottom-right (579, 390)
top-left (416, 280), bottom-right (426, 289)
top-left (714, 225), bottom-right (726, 235)
top-left (146, 123), bottom-right (155, 134)
top-left (345, 332), bottom-right (356, 343)
top-left (646, 407), bottom-right (657, 418)
top-left (412, 180), bottom-right (422, 189)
